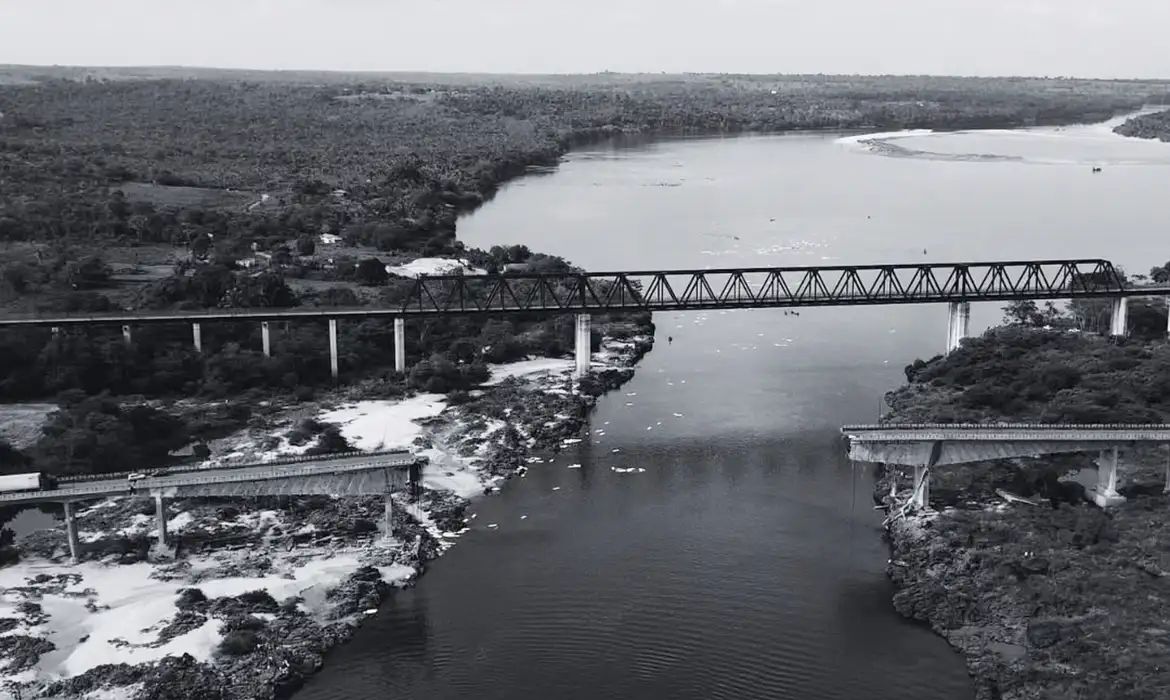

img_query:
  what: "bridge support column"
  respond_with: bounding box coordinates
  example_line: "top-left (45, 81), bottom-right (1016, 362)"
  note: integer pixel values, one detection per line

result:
top-left (192, 322), bottom-right (202, 353)
top-left (1110, 297), bottom-right (1128, 337)
top-left (155, 492), bottom-right (168, 547)
top-left (945, 302), bottom-right (970, 355)
top-left (1092, 447), bottom-right (1126, 507)
top-left (261, 321), bottom-right (271, 358)
top-left (63, 502), bottom-right (80, 564)
top-left (574, 314), bottom-right (591, 379)
top-left (394, 318), bottom-right (406, 374)
top-left (1165, 300), bottom-right (1170, 338)
top-left (383, 494), bottom-right (395, 540)
top-left (122, 324), bottom-right (132, 346)
top-left (329, 319), bottom-right (339, 380)
top-left (912, 465), bottom-right (931, 511)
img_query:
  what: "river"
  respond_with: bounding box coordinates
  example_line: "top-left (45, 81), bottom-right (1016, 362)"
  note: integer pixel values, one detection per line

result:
top-left (299, 114), bottom-right (1170, 699)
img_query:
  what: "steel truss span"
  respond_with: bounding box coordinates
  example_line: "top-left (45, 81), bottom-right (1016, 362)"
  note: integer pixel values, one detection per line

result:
top-left (0, 259), bottom-right (1161, 327)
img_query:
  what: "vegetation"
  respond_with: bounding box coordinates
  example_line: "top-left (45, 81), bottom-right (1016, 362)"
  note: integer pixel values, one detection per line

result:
top-left (0, 70), bottom-right (1164, 480)
top-left (894, 293), bottom-right (1170, 424)
top-left (1114, 108), bottom-right (1170, 142)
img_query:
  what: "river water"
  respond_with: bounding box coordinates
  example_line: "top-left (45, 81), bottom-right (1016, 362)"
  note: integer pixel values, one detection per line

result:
top-left (300, 115), bottom-right (1170, 699)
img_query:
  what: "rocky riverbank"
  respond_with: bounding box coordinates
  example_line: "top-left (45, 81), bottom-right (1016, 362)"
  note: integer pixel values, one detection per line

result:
top-left (1114, 108), bottom-right (1170, 142)
top-left (876, 327), bottom-right (1170, 700)
top-left (0, 325), bottom-right (652, 699)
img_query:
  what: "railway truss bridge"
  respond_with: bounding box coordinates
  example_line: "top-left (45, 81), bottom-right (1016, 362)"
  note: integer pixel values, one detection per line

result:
top-left (0, 258), bottom-right (1167, 379)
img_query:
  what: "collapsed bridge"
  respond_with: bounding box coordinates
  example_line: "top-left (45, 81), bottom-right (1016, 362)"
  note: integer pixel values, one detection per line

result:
top-left (841, 423), bottom-right (1170, 509)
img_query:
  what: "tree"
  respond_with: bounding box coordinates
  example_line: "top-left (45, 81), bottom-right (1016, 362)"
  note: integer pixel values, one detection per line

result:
top-left (190, 233), bottom-right (212, 259)
top-left (355, 258), bottom-right (388, 286)
top-left (295, 235), bottom-right (316, 256)
top-left (63, 256), bottom-right (112, 290)
top-left (1151, 261), bottom-right (1170, 284)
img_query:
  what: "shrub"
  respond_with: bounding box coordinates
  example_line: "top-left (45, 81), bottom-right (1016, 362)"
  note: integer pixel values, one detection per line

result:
top-left (217, 629), bottom-right (259, 656)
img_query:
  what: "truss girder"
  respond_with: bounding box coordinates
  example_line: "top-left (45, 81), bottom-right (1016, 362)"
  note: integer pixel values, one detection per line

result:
top-left (393, 259), bottom-right (1125, 314)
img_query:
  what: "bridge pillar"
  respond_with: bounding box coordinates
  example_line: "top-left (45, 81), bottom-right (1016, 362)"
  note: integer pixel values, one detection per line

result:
top-left (574, 314), bottom-right (591, 378)
top-left (384, 493), bottom-right (395, 540)
top-left (155, 492), bottom-right (168, 546)
top-left (122, 324), bottom-right (132, 346)
top-left (945, 302), bottom-right (970, 355)
top-left (1165, 300), bottom-right (1170, 338)
top-left (394, 318), bottom-right (406, 374)
top-left (1110, 297), bottom-right (1128, 337)
top-left (261, 321), bottom-right (271, 358)
top-left (912, 465), bottom-right (931, 511)
top-left (192, 322), bottom-right (202, 353)
top-left (63, 501), bottom-right (80, 564)
top-left (328, 319), bottom-right (340, 380)
top-left (1092, 447), bottom-right (1126, 507)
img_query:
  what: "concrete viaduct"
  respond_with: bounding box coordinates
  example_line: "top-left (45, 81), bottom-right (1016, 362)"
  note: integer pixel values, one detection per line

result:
top-left (0, 259), bottom-right (1167, 380)
top-left (841, 423), bottom-right (1170, 510)
top-left (0, 451), bottom-right (423, 562)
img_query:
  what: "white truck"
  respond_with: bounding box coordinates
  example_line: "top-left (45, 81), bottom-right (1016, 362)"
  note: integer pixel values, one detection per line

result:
top-left (0, 473), bottom-right (57, 493)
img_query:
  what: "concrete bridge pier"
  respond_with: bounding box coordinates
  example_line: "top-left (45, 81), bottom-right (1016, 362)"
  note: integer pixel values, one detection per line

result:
top-left (945, 302), bottom-right (970, 355)
top-left (63, 502), bottom-right (80, 563)
top-left (383, 493), bottom-right (394, 539)
top-left (912, 465), bottom-right (931, 510)
top-left (1093, 447), bottom-right (1126, 507)
top-left (122, 324), bottom-right (132, 346)
top-left (155, 492), bottom-right (169, 547)
top-left (394, 318), bottom-right (406, 374)
top-left (329, 319), bottom-right (339, 380)
top-left (574, 314), bottom-right (591, 378)
top-left (192, 322), bottom-right (202, 353)
top-left (1110, 297), bottom-right (1128, 337)
top-left (261, 321), bottom-right (271, 358)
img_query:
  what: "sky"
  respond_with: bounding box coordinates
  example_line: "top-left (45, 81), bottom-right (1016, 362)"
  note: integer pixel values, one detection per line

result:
top-left (2, 0), bottom-right (1168, 79)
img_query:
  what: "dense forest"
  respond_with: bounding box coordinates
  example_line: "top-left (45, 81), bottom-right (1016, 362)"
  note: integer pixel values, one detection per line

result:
top-left (2, 69), bottom-right (1169, 475)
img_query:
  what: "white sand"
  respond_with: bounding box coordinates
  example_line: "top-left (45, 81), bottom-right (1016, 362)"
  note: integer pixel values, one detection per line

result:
top-left (318, 395), bottom-right (447, 452)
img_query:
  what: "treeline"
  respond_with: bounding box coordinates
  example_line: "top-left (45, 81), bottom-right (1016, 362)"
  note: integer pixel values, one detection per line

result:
top-left (1, 76), bottom-right (1162, 256)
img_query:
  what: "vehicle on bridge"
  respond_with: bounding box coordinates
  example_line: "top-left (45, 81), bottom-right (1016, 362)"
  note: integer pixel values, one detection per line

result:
top-left (0, 472), bottom-right (58, 493)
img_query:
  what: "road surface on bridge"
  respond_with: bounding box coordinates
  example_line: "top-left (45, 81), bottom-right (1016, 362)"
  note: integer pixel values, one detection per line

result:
top-left (0, 451), bottom-right (420, 505)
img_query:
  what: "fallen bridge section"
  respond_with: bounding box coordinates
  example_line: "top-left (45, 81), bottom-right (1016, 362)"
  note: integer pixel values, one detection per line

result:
top-left (1, 451), bottom-right (424, 562)
top-left (841, 423), bottom-right (1170, 509)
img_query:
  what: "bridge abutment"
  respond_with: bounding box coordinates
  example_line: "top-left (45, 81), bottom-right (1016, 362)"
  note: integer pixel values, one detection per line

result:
top-left (1092, 447), bottom-right (1127, 507)
top-left (329, 319), bottom-right (340, 380)
top-left (574, 314), bottom-right (591, 378)
top-left (945, 302), bottom-right (970, 355)
top-left (261, 321), bottom-right (271, 358)
top-left (192, 322), bottom-right (202, 353)
top-left (1110, 297), bottom-right (1128, 337)
top-left (63, 501), bottom-right (80, 564)
top-left (394, 318), bottom-right (406, 373)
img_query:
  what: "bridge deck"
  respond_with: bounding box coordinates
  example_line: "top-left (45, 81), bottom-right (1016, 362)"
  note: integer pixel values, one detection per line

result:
top-left (842, 423), bottom-right (1170, 442)
top-left (841, 423), bottom-right (1170, 467)
top-left (0, 452), bottom-right (421, 505)
top-left (0, 259), bottom-right (1166, 327)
